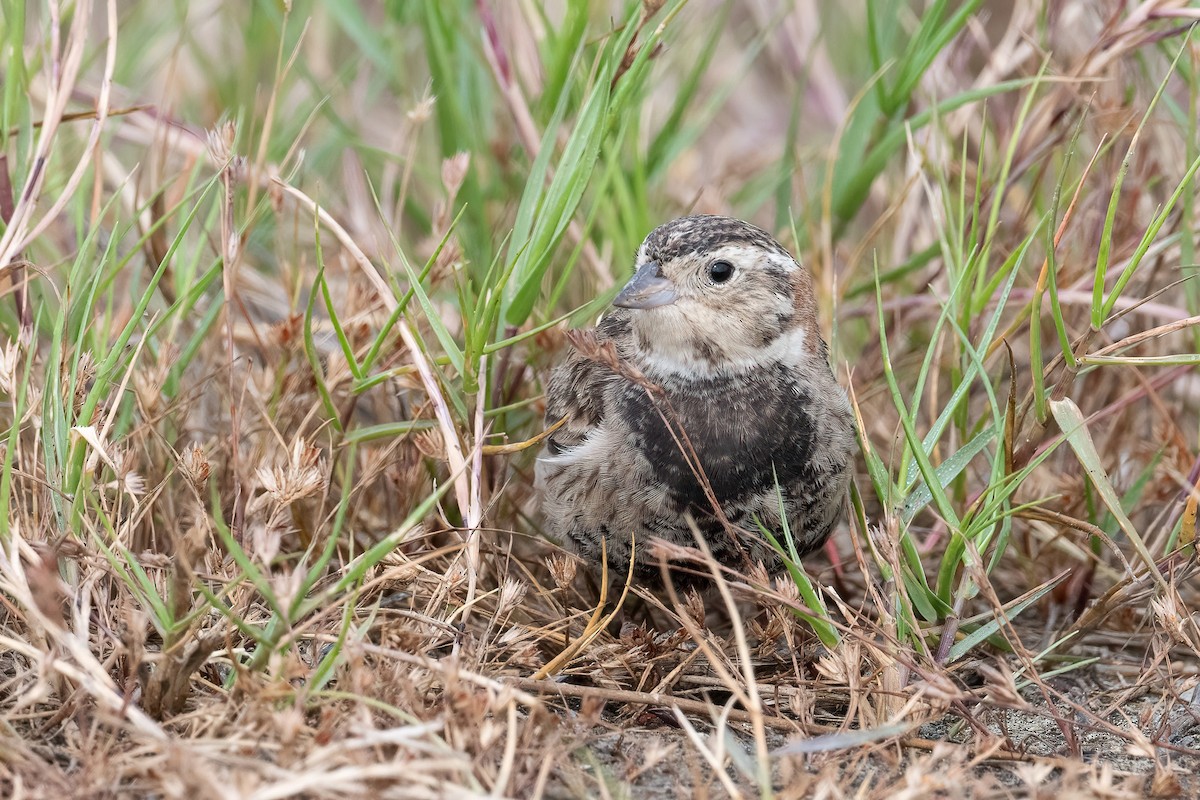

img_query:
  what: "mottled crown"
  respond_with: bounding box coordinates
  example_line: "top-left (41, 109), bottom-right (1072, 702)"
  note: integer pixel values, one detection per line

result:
top-left (636, 215), bottom-right (793, 265)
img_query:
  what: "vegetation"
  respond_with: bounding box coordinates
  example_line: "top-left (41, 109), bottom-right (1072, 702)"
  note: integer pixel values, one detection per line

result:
top-left (1, 0), bottom-right (1199, 796)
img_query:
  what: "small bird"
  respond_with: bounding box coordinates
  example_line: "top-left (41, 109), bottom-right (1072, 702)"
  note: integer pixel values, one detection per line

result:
top-left (536, 215), bottom-right (856, 589)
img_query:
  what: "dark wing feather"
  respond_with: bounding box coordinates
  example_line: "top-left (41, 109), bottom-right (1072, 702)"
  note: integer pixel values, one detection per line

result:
top-left (543, 314), bottom-right (629, 454)
top-left (544, 345), bottom-right (610, 454)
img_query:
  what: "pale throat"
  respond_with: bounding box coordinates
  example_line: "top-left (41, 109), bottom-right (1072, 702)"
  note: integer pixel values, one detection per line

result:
top-left (631, 312), bottom-right (808, 379)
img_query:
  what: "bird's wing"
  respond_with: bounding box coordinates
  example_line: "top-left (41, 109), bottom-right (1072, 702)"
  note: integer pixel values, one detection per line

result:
top-left (542, 314), bottom-right (629, 457)
top-left (543, 344), bottom-right (611, 457)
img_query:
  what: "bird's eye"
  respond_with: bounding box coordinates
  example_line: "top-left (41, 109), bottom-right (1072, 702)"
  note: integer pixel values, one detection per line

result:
top-left (708, 260), bottom-right (734, 284)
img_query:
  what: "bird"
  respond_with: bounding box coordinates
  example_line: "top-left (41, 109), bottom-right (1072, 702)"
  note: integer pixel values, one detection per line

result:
top-left (535, 215), bottom-right (856, 590)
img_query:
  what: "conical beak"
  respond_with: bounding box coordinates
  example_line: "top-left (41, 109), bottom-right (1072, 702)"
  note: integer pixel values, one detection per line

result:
top-left (613, 261), bottom-right (678, 310)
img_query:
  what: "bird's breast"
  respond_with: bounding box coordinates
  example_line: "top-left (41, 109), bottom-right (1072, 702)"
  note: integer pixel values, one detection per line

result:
top-left (611, 363), bottom-right (819, 511)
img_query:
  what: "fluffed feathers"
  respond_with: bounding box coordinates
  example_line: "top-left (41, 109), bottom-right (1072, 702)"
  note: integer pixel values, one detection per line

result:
top-left (536, 215), bottom-right (856, 589)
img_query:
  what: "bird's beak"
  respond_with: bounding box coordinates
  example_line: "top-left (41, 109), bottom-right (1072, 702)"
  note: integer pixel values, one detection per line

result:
top-left (613, 261), bottom-right (678, 310)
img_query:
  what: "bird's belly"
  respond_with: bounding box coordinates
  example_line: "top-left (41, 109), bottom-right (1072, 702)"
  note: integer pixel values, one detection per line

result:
top-left (535, 422), bottom-right (676, 565)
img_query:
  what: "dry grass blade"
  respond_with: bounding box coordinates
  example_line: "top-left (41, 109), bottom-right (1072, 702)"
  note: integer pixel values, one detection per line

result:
top-left (532, 536), bottom-right (633, 679)
top-left (480, 415), bottom-right (566, 455)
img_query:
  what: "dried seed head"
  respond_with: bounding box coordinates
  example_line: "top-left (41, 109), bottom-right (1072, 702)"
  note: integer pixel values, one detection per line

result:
top-left (441, 152), bottom-right (470, 200)
top-left (108, 451), bottom-right (146, 498)
top-left (868, 522), bottom-right (900, 566)
top-left (814, 652), bottom-right (850, 684)
top-left (0, 339), bottom-right (21, 396)
top-left (272, 567), bottom-right (305, 614)
top-left (1013, 762), bottom-right (1056, 790)
top-left (1150, 764), bottom-right (1184, 798)
top-left (567, 328), bottom-right (656, 393)
top-left (206, 121), bottom-right (237, 166)
top-left (248, 520), bottom-right (283, 566)
top-left (135, 348), bottom-right (175, 417)
top-left (255, 439), bottom-right (328, 507)
top-left (976, 660), bottom-right (1026, 708)
top-left (407, 93), bottom-right (436, 124)
top-left (745, 560), bottom-right (771, 587)
top-left (546, 554), bottom-right (577, 588)
top-left (179, 443), bottom-right (211, 490)
top-left (270, 313), bottom-right (304, 351)
top-left (1151, 593), bottom-right (1191, 646)
top-left (773, 573), bottom-right (800, 604)
top-left (413, 430), bottom-right (446, 460)
top-left (132, 368), bottom-right (163, 417)
top-left (496, 579), bottom-right (527, 617)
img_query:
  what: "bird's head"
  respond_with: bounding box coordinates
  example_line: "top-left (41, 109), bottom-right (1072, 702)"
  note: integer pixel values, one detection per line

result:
top-left (611, 215), bottom-right (821, 379)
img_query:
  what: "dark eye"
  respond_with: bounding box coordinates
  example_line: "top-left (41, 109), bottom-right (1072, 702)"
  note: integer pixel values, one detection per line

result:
top-left (708, 260), bottom-right (734, 283)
